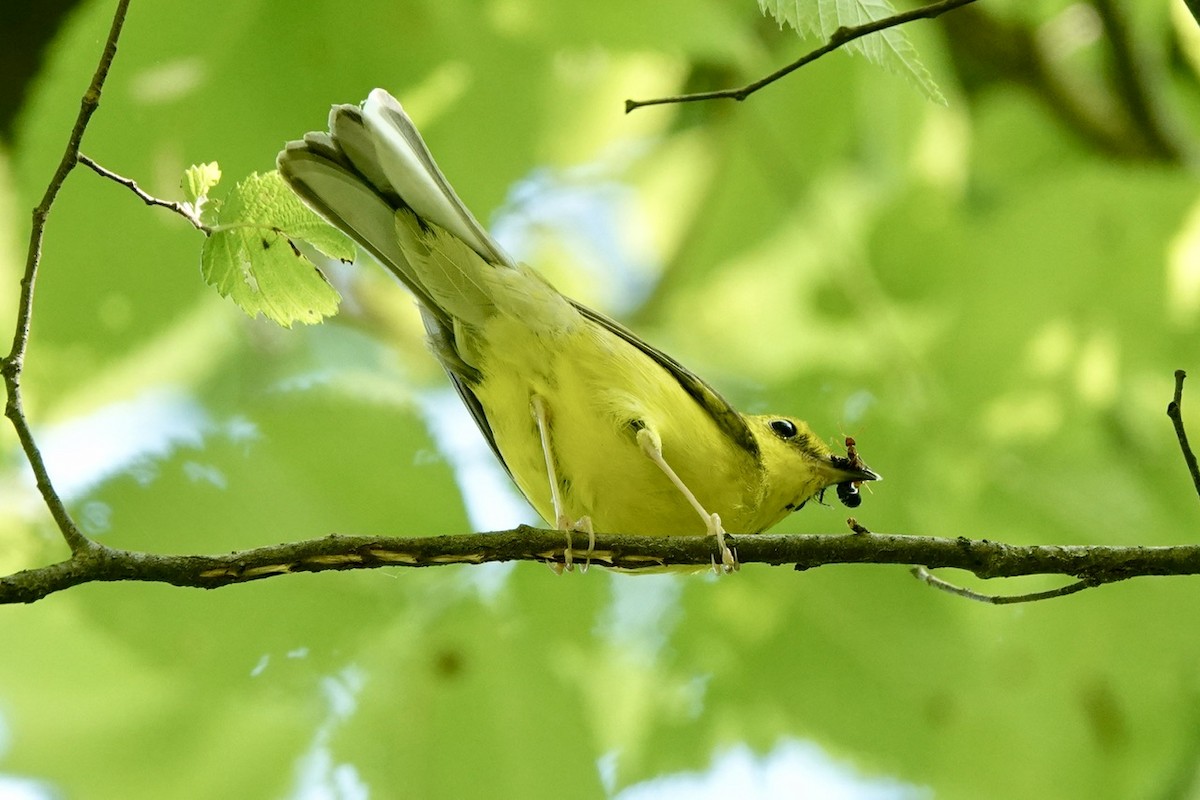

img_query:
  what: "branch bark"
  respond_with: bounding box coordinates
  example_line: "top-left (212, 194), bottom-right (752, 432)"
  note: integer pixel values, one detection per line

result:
top-left (1169, 369), bottom-right (1200, 500)
top-left (2, 0), bottom-right (132, 555)
top-left (78, 153), bottom-right (211, 232)
top-left (3, 526), bottom-right (1199, 605)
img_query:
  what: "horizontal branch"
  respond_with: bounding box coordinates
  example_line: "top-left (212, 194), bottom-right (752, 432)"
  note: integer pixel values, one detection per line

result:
top-left (2, 526), bottom-right (1195, 604)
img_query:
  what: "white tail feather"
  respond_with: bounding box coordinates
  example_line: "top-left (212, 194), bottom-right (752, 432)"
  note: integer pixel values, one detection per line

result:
top-left (362, 90), bottom-right (507, 266)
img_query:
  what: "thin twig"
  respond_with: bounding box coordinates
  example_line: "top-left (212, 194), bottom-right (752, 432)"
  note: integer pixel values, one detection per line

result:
top-left (625, 0), bottom-right (979, 112)
top-left (78, 153), bottom-right (210, 232)
top-left (911, 566), bottom-right (1094, 604)
top-left (1168, 369), bottom-right (1200, 499)
top-left (0, 0), bottom-right (132, 554)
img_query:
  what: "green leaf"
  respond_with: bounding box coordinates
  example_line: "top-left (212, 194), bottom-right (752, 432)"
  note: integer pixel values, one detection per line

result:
top-left (758, 0), bottom-right (945, 104)
top-left (182, 162), bottom-right (221, 207)
top-left (182, 162), bottom-right (222, 227)
top-left (200, 170), bottom-right (352, 327)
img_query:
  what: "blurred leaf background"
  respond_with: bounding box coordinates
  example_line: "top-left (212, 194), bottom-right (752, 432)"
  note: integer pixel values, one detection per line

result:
top-left (3, 0), bottom-right (1200, 797)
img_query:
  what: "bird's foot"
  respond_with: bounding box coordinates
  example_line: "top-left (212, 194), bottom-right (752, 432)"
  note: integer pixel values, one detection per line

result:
top-left (557, 514), bottom-right (595, 573)
top-left (706, 513), bottom-right (737, 574)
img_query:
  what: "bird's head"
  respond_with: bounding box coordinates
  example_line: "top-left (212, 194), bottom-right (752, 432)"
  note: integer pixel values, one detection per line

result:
top-left (748, 415), bottom-right (881, 521)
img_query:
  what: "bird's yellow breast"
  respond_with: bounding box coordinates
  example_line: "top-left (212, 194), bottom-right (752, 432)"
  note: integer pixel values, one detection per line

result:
top-left (465, 310), bottom-right (766, 536)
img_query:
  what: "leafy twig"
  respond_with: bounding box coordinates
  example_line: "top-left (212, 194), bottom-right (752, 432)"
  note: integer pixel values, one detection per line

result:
top-left (625, 0), bottom-right (979, 113)
top-left (1168, 369), bottom-right (1200, 499)
top-left (1, 0), bottom-right (132, 555)
top-left (78, 153), bottom-right (211, 233)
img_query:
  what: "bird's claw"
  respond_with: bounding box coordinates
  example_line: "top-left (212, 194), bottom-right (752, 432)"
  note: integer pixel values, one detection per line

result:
top-left (706, 512), bottom-right (738, 574)
top-left (557, 515), bottom-right (594, 574)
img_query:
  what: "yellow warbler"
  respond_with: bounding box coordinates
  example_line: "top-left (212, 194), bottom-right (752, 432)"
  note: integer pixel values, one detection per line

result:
top-left (277, 89), bottom-right (878, 569)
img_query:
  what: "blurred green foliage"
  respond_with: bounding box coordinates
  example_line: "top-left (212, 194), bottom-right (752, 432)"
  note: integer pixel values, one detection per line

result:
top-left (3, 0), bottom-right (1200, 797)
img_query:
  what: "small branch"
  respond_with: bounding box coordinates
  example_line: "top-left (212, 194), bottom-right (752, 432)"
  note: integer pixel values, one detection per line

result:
top-left (911, 566), bottom-right (1094, 604)
top-left (78, 153), bottom-right (210, 232)
top-left (7, 528), bottom-right (1200, 605)
top-left (625, 0), bottom-right (978, 113)
top-left (1, 0), bottom-right (132, 555)
top-left (1168, 370), bottom-right (1200, 500)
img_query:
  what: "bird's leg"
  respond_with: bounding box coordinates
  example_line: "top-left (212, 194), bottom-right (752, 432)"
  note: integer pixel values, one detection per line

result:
top-left (531, 395), bottom-right (594, 572)
top-left (634, 427), bottom-right (737, 573)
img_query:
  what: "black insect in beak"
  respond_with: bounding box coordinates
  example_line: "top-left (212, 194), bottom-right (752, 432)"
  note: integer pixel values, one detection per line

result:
top-left (830, 436), bottom-right (881, 509)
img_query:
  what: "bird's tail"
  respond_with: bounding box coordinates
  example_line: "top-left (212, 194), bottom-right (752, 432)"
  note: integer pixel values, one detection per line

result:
top-left (277, 89), bottom-right (510, 327)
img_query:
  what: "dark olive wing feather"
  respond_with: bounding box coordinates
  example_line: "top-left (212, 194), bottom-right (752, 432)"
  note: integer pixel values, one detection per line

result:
top-left (571, 302), bottom-right (760, 460)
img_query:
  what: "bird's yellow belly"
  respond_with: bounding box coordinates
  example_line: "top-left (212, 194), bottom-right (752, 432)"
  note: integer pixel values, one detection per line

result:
top-left (468, 316), bottom-right (764, 535)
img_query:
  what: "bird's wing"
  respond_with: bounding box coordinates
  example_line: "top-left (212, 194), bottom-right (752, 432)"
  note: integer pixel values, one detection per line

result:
top-left (419, 306), bottom-right (512, 480)
top-left (571, 302), bottom-right (761, 460)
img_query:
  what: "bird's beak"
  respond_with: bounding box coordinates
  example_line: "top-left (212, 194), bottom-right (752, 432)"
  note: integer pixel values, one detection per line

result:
top-left (843, 464), bottom-right (881, 483)
top-left (823, 456), bottom-right (880, 509)
top-left (823, 455), bottom-right (881, 484)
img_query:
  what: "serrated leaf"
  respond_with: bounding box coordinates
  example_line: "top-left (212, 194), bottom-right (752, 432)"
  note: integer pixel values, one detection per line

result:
top-left (758, 0), bottom-right (945, 104)
top-left (182, 162), bottom-right (222, 207)
top-left (181, 162), bottom-right (222, 226)
top-left (201, 171), bottom-right (352, 327)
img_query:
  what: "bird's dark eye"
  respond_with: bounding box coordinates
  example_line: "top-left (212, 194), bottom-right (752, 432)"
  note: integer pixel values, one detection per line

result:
top-left (770, 419), bottom-right (798, 439)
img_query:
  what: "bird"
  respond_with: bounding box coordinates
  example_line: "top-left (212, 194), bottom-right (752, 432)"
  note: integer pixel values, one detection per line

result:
top-left (276, 89), bottom-right (879, 571)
